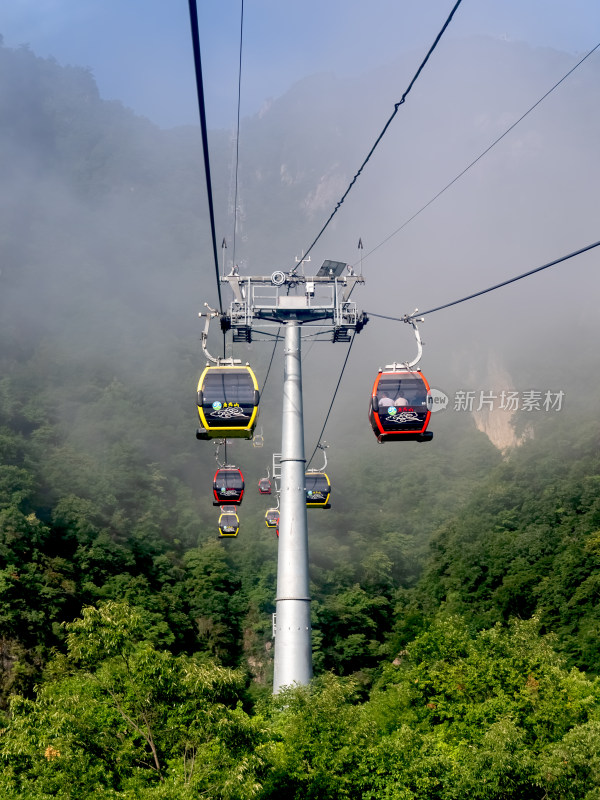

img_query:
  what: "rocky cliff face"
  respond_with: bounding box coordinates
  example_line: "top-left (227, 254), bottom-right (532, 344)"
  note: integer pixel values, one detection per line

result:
top-left (470, 356), bottom-right (533, 452)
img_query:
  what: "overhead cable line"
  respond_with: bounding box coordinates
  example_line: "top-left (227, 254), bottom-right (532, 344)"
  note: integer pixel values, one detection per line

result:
top-left (294, 0), bottom-right (464, 268)
top-left (307, 332), bottom-right (356, 469)
top-left (356, 40), bottom-right (600, 266)
top-left (248, 330), bottom-right (282, 339)
top-left (188, 0), bottom-right (224, 313)
top-left (366, 239), bottom-right (600, 322)
top-left (301, 331), bottom-right (339, 341)
top-left (231, 0), bottom-right (244, 268)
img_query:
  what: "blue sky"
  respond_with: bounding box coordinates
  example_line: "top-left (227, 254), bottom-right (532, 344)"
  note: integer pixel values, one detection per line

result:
top-left (1, 1), bottom-right (599, 129)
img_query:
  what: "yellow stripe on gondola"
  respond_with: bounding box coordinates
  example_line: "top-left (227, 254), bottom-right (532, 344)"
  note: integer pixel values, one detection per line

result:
top-left (218, 512), bottom-right (240, 537)
top-left (198, 405), bottom-right (258, 436)
top-left (305, 472), bottom-right (331, 507)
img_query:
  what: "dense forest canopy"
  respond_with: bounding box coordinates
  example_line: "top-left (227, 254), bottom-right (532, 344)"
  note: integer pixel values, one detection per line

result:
top-left (1, 36), bottom-right (600, 798)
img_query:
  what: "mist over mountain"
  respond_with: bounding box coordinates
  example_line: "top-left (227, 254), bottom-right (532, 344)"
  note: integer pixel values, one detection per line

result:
top-left (3, 33), bottom-right (599, 375)
top-left (1, 31), bottom-right (598, 517)
top-left (1, 31), bottom-right (599, 683)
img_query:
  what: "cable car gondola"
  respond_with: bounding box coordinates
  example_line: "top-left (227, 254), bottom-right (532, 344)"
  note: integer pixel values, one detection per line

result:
top-left (258, 477), bottom-right (272, 495)
top-left (265, 508), bottom-right (280, 528)
top-left (213, 467), bottom-right (245, 506)
top-left (218, 509), bottom-right (240, 537)
top-left (369, 369), bottom-right (433, 443)
top-left (305, 472), bottom-right (331, 509)
top-left (196, 365), bottom-right (260, 440)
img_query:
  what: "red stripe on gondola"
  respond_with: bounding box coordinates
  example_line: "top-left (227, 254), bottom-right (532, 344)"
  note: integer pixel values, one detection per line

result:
top-left (213, 467), bottom-right (245, 505)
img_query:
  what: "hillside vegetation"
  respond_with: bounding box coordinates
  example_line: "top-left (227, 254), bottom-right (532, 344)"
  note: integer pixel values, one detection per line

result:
top-left (1, 38), bottom-right (600, 798)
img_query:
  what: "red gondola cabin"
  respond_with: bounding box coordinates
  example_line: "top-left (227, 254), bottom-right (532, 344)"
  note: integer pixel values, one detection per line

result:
top-left (369, 369), bottom-right (433, 443)
top-left (213, 467), bottom-right (245, 506)
top-left (258, 477), bottom-right (272, 495)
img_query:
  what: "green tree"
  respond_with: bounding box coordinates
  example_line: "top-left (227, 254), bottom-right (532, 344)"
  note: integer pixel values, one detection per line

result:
top-left (0, 601), bottom-right (271, 799)
top-left (183, 541), bottom-right (246, 664)
top-left (262, 673), bottom-right (371, 800)
top-left (359, 614), bottom-right (600, 799)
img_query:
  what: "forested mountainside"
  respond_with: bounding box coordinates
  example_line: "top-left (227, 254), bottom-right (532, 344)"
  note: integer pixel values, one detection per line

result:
top-left (1, 38), bottom-right (600, 799)
top-left (395, 414), bottom-right (600, 668)
top-left (0, 36), bottom-right (501, 697)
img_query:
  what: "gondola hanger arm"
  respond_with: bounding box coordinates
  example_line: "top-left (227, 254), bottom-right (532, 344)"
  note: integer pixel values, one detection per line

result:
top-left (308, 442), bottom-right (329, 472)
top-left (199, 304), bottom-right (242, 366)
top-left (214, 439), bottom-right (225, 468)
top-left (385, 310), bottom-right (424, 370)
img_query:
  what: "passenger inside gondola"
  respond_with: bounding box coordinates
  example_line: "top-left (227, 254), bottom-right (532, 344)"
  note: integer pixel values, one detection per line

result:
top-left (376, 378), bottom-right (426, 409)
top-left (370, 369), bottom-right (433, 442)
top-left (380, 395), bottom-right (408, 408)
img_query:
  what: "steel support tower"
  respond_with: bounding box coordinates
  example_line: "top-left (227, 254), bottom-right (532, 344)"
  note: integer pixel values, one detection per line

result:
top-left (273, 319), bottom-right (312, 691)
top-left (210, 260), bottom-right (366, 692)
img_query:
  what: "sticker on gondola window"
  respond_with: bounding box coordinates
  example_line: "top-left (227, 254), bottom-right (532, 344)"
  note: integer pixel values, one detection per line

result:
top-left (388, 410), bottom-right (422, 423)
top-left (210, 407), bottom-right (249, 419)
